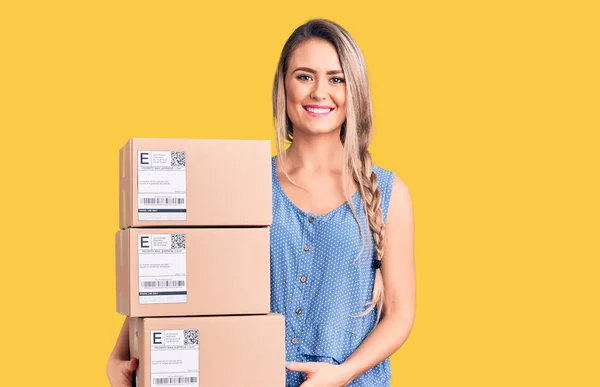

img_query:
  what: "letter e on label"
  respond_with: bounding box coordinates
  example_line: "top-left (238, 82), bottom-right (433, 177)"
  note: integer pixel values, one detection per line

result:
top-left (140, 236), bottom-right (150, 248)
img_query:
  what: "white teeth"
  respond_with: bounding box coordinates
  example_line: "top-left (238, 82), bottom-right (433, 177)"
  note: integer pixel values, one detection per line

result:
top-left (306, 107), bottom-right (332, 114)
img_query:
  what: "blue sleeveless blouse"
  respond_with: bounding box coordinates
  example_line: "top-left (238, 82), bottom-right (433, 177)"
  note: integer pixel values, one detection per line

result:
top-left (270, 156), bottom-right (396, 387)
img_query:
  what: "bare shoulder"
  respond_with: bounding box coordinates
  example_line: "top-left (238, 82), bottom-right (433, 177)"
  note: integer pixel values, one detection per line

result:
top-left (391, 175), bottom-right (410, 198)
top-left (387, 174), bottom-right (414, 227)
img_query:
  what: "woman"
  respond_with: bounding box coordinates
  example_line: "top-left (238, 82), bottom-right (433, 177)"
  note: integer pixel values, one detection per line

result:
top-left (107, 19), bottom-right (415, 387)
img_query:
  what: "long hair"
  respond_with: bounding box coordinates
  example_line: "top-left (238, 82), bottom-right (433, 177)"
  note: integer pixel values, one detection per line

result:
top-left (272, 19), bottom-right (387, 325)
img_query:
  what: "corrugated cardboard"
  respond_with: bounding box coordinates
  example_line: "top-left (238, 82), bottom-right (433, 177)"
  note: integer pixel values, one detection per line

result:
top-left (119, 138), bottom-right (272, 228)
top-left (116, 227), bottom-right (270, 317)
top-left (130, 313), bottom-right (286, 387)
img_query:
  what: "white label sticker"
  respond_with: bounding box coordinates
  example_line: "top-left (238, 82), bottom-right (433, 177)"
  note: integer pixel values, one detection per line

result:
top-left (138, 234), bottom-right (187, 304)
top-left (150, 329), bottom-right (199, 387)
top-left (138, 151), bottom-right (187, 221)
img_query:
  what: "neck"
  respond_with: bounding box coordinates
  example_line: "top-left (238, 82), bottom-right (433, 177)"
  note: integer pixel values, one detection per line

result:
top-left (282, 128), bottom-right (345, 172)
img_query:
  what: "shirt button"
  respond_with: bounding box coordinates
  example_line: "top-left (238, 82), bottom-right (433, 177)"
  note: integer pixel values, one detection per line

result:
top-left (300, 276), bottom-right (307, 283)
top-left (304, 245), bottom-right (310, 251)
top-left (295, 307), bottom-right (302, 315)
top-left (291, 337), bottom-right (298, 345)
top-left (308, 217), bottom-right (315, 223)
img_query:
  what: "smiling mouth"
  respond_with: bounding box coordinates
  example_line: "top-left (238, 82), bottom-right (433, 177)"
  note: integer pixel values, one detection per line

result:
top-left (303, 106), bottom-right (334, 116)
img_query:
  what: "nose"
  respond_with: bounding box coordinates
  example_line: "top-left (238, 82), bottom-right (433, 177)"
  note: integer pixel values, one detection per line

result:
top-left (310, 78), bottom-right (328, 100)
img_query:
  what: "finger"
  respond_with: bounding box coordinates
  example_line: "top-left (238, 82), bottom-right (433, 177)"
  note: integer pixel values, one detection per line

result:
top-left (285, 361), bottom-right (302, 372)
top-left (117, 358), bottom-right (138, 373)
top-left (285, 361), bottom-right (316, 373)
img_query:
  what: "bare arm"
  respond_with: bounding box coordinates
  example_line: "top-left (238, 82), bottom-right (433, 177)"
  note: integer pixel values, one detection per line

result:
top-left (109, 316), bottom-right (130, 361)
top-left (340, 176), bottom-right (416, 383)
top-left (107, 317), bottom-right (138, 387)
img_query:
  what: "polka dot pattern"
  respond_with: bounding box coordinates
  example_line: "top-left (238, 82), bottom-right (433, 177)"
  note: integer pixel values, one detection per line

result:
top-left (270, 156), bottom-right (396, 386)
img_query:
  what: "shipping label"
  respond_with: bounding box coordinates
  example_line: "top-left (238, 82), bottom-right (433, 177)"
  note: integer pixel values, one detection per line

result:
top-left (150, 329), bottom-right (199, 387)
top-left (138, 150), bottom-right (187, 221)
top-left (138, 233), bottom-right (187, 304)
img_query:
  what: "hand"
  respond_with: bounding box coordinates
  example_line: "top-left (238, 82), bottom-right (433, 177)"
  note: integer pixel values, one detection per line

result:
top-left (286, 361), bottom-right (353, 387)
top-left (106, 357), bottom-right (138, 387)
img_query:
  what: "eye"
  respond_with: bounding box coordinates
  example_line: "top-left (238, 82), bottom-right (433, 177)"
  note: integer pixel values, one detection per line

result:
top-left (331, 77), bottom-right (345, 84)
top-left (297, 75), bottom-right (312, 81)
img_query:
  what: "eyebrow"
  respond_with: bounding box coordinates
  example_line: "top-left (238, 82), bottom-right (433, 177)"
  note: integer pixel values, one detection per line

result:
top-left (292, 67), bottom-right (343, 75)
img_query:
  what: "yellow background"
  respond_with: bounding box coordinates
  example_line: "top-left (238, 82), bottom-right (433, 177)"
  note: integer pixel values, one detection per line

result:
top-left (1, 1), bottom-right (598, 386)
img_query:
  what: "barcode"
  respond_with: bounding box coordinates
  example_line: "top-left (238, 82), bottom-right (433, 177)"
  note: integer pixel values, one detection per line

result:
top-left (141, 280), bottom-right (185, 288)
top-left (140, 198), bottom-right (185, 205)
top-left (171, 233), bottom-right (186, 249)
top-left (184, 329), bottom-right (199, 345)
top-left (152, 376), bottom-right (197, 385)
top-left (171, 151), bottom-right (186, 167)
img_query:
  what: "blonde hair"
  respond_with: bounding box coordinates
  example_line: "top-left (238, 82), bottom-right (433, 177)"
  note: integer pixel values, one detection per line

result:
top-left (272, 19), bottom-right (386, 325)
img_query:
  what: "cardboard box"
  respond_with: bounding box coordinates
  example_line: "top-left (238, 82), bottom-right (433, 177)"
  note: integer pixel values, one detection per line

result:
top-left (119, 138), bottom-right (272, 228)
top-left (130, 313), bottom-right (285, 387)
top-left (116, 227), bottom-right (270, 317)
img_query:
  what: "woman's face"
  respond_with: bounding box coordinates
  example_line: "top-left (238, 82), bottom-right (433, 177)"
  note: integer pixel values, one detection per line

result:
top-left (285, 38), bottom-right (347, 137)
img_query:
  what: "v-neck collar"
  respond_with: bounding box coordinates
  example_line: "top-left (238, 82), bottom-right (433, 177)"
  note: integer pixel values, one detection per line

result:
top-left (272, 156), bottom-right (361, 219)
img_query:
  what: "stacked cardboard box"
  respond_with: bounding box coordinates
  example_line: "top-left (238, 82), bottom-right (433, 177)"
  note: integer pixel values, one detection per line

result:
top-left (115, 138), bottom-right (285, 387)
